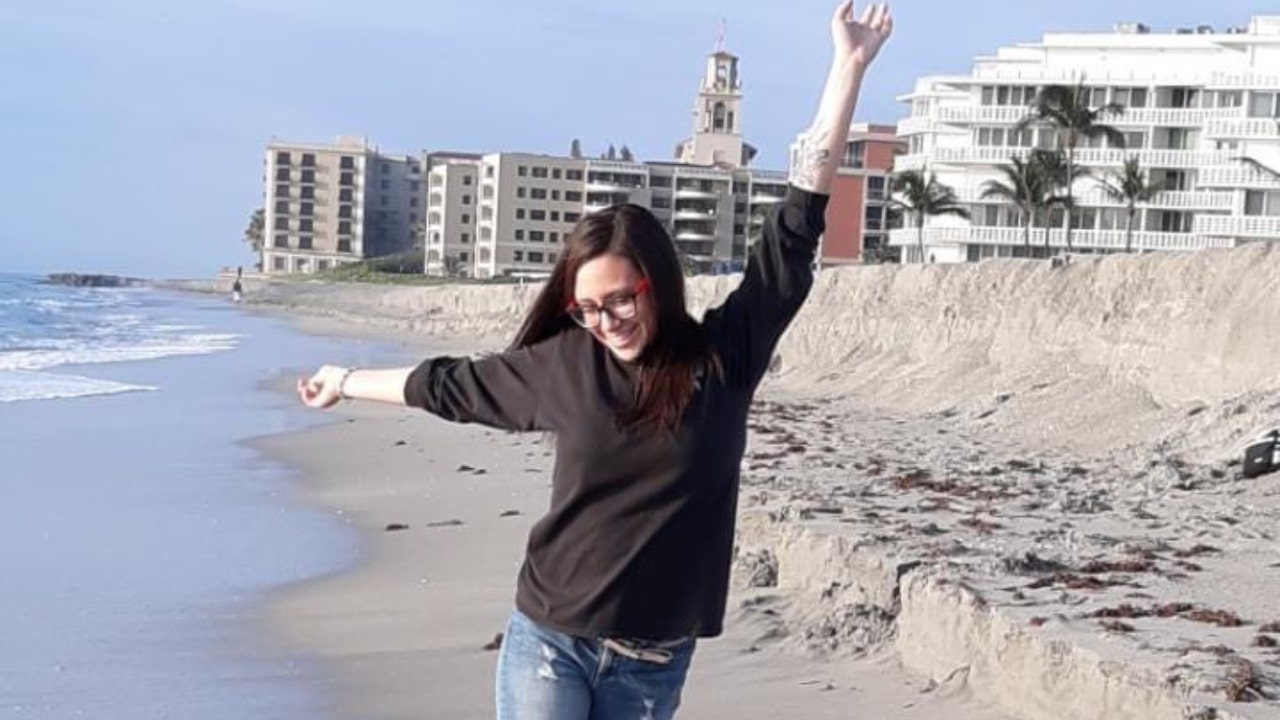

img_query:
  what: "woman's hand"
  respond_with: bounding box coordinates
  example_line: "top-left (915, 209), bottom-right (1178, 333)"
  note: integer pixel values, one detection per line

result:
top-left (831, 1), bottom-right (892, 70)
top-left (297, 364), bottom-right (350, 409)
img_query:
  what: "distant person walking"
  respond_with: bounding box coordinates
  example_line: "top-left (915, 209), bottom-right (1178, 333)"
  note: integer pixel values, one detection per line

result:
top-left (231, 266), bottom-right (243, 303)
top-left (297, 3), bottom-right (892, 717)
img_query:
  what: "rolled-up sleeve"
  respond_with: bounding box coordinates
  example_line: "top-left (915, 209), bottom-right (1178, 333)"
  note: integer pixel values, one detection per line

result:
top-left (704, 186), bottom-right (829, 388)
top-left (404, 335), bottom-right (559, 432)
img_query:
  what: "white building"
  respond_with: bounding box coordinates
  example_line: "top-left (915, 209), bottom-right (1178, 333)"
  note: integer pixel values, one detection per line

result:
top-left (892, 16), bottom-right (1280, 263)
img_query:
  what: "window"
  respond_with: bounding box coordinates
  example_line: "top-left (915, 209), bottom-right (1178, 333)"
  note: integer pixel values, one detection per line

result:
top-left (411, 180), bottom-right (420, 192)
top-left (379, 179), bottom-right (389, 190)
top-left (550, 232), bottom-right (559, 243)
top-left (566, 169), bottom-right (583, 181)
top-left (273, 234), bottom-right (288, 248)
top-left (338, 239), bottom-right (351, 252)
top-left (461, 214), bottom-right (470, 224)
top-left (298, 235), bottom-right (314, 250)
top-left (529, 230), bottom-right (545, 242)
top-left (275, 200), bottom-right (289, 213)
top-left (515, 229), bottom-right (524, 240)
top-left (339, 205), bottom-right (353, 218)
top-left (565, 190), bottom-right (583, 202)
top-left (300, 186), bottom-right (315, 200)
top-left (531, 188), bottom-right (547, 200)
top-left (273, 256), bottom-right (286, 270)
top-left (980, 86), bottom-right (994, 105)
top-left (485, 166), bottom-right (494, 178)
top-left (275, 168), bottom-right (290, 181)
top-left (552, 168), bottom-right (562, 179)
top-left (518, 165), bottom-right (528, 176)
top-left (517, 187), bottom-right (527, 198)
top-left (528, 252), bottom-right (544, 263)
top-left (340, 156), bottom-right (355, 170)
top-left (461, 233), bottom-right (471, 244)
top-left (532, 167), bottom-right (548, 178)
top-left (530, 209), bottom-right (546, 221)
top-left (1249, 92), bottom-right (1278, 118)
top-left (548, 253), bottom-right (558, 264)
top-left (275, 184), bottom-right (290, 198)
top-left (300, 202), bottom-right (313, 216)
top-left (516, 208), bottom-right (525, 219)
top-left (1217, 91), bottom-right (1243, 108)
top-left (552, 190), bottom-right (561, 201)
top-left (460, 252), bottom-right (469, 262)
top-left (410, 197), bottom-right (419, 207)
top-left (514, 250), bottom-right (524, 261)
top-left (381, 162), bottom-right (390, 174)
top-left (299, 219), bottom-right (313, 232)
top-left (653, 197), bottom-right (671, 209)
top-left (650, 175), bottom-right (671, 188)
top-left (410, 212), bottom-right (417, 223)
top-left (564, 212), bottom-right (581, 223)
top-left (1123, 131), bottom-right (1146, 150)
top-left (550, 211), bottom-right (560, 222)
top-left (317, 260), bottom-right (329, 271)
top-left (300, 169), bottom-right (315, 183)
top-left (1245, 190), bottom-right (1280, 216)
top-left (301, 153), bottom-right (315, 166)
top-left (462, 194), bottom-right (472, 205)
top-left (276, 151), bottom-right (291, 164)
top-left (340, 172), bottom-right (354, 186)
top-left (274, 217), bottom-right (289, 230)
top-left (463, 175), bottom-right (473, 186)
top-left (338, 220), bottom-right (352, 235)
top-left (868, 176), bottom-right (886, 199)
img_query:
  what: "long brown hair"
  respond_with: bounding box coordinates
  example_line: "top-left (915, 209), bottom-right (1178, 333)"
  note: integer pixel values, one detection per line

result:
top-left (512, 204), bottom-right (718, 430)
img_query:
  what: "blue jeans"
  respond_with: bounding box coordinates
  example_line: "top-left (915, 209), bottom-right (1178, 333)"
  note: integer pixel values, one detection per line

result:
top-left (495, 609), bottom-right (697, 720)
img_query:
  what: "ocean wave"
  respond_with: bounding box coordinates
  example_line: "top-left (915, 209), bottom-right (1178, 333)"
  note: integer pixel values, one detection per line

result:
top-left (0, 371), bottom-right (156, 403)
top-left (0, 333), bottom-right (241, 372)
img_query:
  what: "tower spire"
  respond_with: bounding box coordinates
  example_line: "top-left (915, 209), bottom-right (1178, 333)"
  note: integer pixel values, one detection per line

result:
top-left (716, 18), bottom-right (726, 53)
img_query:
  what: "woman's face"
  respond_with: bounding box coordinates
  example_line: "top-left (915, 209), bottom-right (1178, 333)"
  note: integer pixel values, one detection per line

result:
top-left (572, 253), bottom-right (655, 362)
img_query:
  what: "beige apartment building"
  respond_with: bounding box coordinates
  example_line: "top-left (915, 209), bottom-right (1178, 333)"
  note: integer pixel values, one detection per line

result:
top-left (422, 44), bottom-right (791, 279)
top-left (260, 136), bottom-right (420, 275)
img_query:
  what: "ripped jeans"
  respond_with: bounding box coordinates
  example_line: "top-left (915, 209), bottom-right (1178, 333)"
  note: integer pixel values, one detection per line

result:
top-left (495, 608), bottom-right (697, 720)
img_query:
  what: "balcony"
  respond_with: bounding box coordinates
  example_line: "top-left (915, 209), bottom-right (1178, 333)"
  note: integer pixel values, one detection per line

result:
top-left (887, 226), bottom-right (1235, 252)
top-left (892, 153), bottom-right (928, 172)
top-left (933, 105), bottom-right (1238, 128)
top-left (932, 146), bottom-right (1233, 169)
top-left (586, 180), bottom-right (643, 193)
top-left (1204, 117), bottom-right (1280, 139)
top-left (1208, 71), bottom-right (1280, 90)
top-left (749, 193), bottom-right (785, 205)
top-left (1194, 214), bottom-right (1280, 239)
top-left (674, 187), bottom-right (717, 200)
top-left (674, 229), bottom-right (715, 242)
top-left (959, 186), bottom-right (1234, 211)
top-left (673, 208), bottom-right (717, 221)
top-left (1199, 164), bottom-right (1280, 189)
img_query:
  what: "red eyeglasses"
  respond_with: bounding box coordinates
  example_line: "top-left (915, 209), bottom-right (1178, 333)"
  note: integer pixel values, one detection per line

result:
top-left (566, 278), bottom-right (650, 329)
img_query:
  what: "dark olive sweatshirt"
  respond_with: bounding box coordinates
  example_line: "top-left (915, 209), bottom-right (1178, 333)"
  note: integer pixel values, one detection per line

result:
top-left (404, 186), bottom-right (828, 640)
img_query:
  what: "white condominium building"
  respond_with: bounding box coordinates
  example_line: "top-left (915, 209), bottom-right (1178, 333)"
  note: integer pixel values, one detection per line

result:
top-left (261, 136), bottom-right (421, 275)
top-left (893, 16), bottom-right (1280, 263)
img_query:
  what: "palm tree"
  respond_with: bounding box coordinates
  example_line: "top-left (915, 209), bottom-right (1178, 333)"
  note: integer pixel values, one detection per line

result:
top-left (1015, 81), bottom-right (1126, 250)
top-left (1027, 149), bottom-right (1087, 253)
top-left (243, 208), bottom-right (264, 252)
top-left (980, 156), bottom-right (1042, 250)
top-left (890, 170), bottom-right (971, 264)
top-left (1097, 156), bottom-right (1165, 253)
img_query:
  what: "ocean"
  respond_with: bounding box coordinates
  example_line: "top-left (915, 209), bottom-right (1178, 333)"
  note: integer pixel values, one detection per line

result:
top-left (0, 273), bottom-right (393, 719)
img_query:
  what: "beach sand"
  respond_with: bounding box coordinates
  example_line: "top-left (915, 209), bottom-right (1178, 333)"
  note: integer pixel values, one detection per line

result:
top-left (223, 243), bottom-right (1280, 719)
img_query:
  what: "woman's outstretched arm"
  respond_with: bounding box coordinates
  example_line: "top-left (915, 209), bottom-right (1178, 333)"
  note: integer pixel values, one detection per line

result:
top-left (791, 1), bottom-right (893, 194)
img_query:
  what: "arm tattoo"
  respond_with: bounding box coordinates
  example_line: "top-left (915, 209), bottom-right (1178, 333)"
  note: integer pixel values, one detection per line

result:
top-left (790, 131), bottom-right (832, 192)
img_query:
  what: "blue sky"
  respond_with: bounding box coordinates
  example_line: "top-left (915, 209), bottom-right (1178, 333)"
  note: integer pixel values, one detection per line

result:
top-left (0, 0), bottom-right (1265, 277)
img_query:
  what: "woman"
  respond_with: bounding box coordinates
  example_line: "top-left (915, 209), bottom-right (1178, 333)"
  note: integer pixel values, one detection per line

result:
top-left (298, 3), bottom-right (892, 717)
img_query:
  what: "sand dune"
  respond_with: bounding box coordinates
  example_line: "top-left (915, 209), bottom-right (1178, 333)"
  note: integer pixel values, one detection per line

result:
top-left (224, 244), bottom-right (1280, 718)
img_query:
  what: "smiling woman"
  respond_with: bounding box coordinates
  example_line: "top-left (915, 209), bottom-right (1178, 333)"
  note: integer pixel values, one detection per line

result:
top-left (295, 3), bottom-right (893, 718)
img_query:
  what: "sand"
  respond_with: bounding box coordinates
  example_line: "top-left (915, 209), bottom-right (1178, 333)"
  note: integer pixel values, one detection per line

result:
top-left (225, 243), bottom-right (1280, 719)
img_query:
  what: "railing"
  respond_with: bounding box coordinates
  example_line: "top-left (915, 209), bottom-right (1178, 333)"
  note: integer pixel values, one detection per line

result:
top-left (887, 226), bottom-right (1235, 251)
top-left (1203, 117), bottom-right (1280, 139)
top-left (1208, 71), bottom-right (1280, 89)
top-left (586, 180), bottom-right (644, 193)
top-left (1194, 214), bottom-right (1280, 239)
top-left (958, 186), bottom-right (1233, 210)
top-left (932, 146), bottom-right (1233, 168)
top-left (1200, 165), bottom-right (1280, 188)
top-left (674, 188), bottom-right (718, 199)
top-left (891, 153), bottom-right (928, 172)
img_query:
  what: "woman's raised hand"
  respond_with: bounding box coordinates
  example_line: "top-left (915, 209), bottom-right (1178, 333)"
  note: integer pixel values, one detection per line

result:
top-left (831, 1), bottom-right (893, 69)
